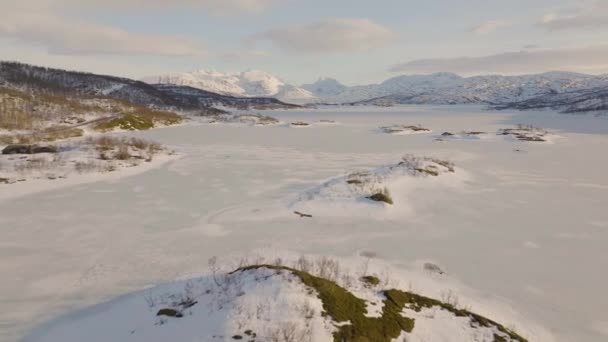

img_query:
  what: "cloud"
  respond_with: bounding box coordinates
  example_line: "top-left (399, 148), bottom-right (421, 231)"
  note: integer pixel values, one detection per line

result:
top-left (248, 18), bottom-right (397, 53)
top-left (219, 49), bottom-right (272, 63)
top-left (0, 4), bottom-right (204, 56)
top-left (389, 45), bottom-right (608, 75)
top-left (538, 1), bottom-right (608, 30)
top-left (52, 0), bottom-right (280, 14)
top-left (469, 20), bottom-right (510, 35)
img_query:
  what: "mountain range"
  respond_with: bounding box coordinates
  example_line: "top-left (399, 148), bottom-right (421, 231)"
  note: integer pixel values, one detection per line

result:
top-left (0, 62), bottom-right (298, 116)
top-left (1, 61), bottom-right (606, 116)
top-left (144, 69), bottom-right (608, 111)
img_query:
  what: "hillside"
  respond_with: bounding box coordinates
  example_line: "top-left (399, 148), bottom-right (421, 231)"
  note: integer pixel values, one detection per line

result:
top-left (494, 86), bottom-right (608, 114)
top-left (343, 72), bottom-right (608, 106)
top-left (0, 62), bottom-right (298, 115)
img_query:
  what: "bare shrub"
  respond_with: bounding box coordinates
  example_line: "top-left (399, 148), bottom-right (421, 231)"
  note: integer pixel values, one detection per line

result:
top-left (85, 135), bottom-right (162, 161)
top-left (13, 154), bottom-right (64, 174)
top-left (441, 289), bottom-right (460, 308)
top-left (114, 144), bottom-right (131, 160)
top-left (265, 322), bottom-right (312, 342)
top-left (294, 256), bottom-right (312, 273)
top-left (14, 156), bottom-right (50, 173)
top-left (208, 256), bottom-right (221, 287)
top-left (74, 160), bottom-right (102, 174)
top-left (315, 257), bottom-right (340, 282)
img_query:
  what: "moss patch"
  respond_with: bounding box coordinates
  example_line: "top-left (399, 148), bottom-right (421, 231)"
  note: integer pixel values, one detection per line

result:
top-left (96, 114), bottom-right (154, 131)
top-left (95, 110), bottom-right (181, 132)
top-left (367, 192), bottom-right (393, 205)
top-left (360, 275), bottom-right (381, 287)
top-left (385, 289), bottom-right (528, 342)
top-left (234, 265), bottom-right (413, 342)
top-left (232, 265), bottom-right (528, 342)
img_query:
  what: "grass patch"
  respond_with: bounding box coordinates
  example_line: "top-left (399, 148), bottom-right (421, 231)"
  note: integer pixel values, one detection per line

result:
top-left (233, 265), bottom-right (414, 342)
top-left (85, 136), bottom-right (163, 161)
top-left (415, 166), bottom-right (440, 176)
top-left (367, 188), bottom-right (393, 205)
top-left (380, 125), bottom-right (430, 134)
top-left (234, 114), bottom-right (279, 126)
top-left (0, 126), bottom-right (84, 144)
top-left (385, 290), bottom-right (527, 342)
top-left (498, 125), bottom-right (549, 142)
top-left (95, 114), bottom-right (154, 131)
top-left (95, 109), bottom-right (181, 132)
top-left (360, 275), bottom-right (381, 287)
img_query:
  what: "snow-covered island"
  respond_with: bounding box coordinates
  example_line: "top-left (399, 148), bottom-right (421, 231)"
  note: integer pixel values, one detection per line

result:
top-left (27, 256), bottom-right (532, 342)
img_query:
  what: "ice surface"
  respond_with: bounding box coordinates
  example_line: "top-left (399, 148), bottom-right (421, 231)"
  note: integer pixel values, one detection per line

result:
top-left (2, 105), bottom-right (608, 341)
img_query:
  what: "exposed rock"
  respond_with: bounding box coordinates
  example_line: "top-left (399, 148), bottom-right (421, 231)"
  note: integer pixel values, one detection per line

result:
top-left (156, 308), bottom-right (183, 318)
top-left (2, 144), bottom-right (58, 155)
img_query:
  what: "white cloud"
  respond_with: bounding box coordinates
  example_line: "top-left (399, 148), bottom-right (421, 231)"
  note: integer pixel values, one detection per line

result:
top-left (389, 45), bottom-right (608, 75)
top-left (248, 18), bottom-right (397, 53)
top-left (51, 0), bottom-right (280, 14)
top-left (0, 3), bottom-right (204, 56)
top-left (469, 20), bottom-right (510, 35)
top-left (538, 1), bottom-right (608, 30)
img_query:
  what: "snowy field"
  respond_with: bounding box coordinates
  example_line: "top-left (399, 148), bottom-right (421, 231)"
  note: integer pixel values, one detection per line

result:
top-left (2, 105), bottom-right (608, 341)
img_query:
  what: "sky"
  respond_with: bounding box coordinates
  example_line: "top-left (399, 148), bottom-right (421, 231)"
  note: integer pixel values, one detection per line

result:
top-left (1, 0), bottom-right (608, 85)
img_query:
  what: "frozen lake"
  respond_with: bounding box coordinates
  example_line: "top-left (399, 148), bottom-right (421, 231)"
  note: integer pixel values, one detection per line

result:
top-left (2, 106), bottom-right (608, 342)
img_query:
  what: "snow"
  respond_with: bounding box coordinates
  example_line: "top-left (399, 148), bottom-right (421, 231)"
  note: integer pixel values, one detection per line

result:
top-left (289, 155), bottom-right (464, 220)
top-left (400, 306), bottom-right (512, 342)
top-left (144, 69), bottom-right (608, 106)
top-left (26, 267), bottom-right (336, 342)
top-left (0, 136), bottom-right (179, 202)
top-left (142, 69), bottom-right (318, 104)
top-left (2, 105), bottom-right (608, 342)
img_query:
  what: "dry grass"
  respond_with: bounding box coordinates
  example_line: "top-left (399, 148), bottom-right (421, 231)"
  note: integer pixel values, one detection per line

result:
top-left (13, 154), bottom-right (64, 174)
top-left (380, 125), bottom-right (430, 134)
top-left (85, 135), bottom-right (163, 161)
top-left (73, 160), bottom-right (115, 174)
top-left (400, 155), bottom-right (455, 175)
top-left (0, 126), bottom-right (84, 144)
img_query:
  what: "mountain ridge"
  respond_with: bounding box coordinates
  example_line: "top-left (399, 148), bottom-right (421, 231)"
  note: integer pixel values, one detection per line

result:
top-left (144, 68), bottom-right (608, 107)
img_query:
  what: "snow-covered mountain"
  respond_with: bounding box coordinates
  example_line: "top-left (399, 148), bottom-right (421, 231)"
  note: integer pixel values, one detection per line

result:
top-left (144, 69), bottom-right (608, 110)
top-left (142, 70), bottom-right (316, 104)
top-left (495, 85), bottom-right (608, 114)
top-left (301, 77), bottom-right (347, 97)
top-left (340, 72), bottom-right (608, 105)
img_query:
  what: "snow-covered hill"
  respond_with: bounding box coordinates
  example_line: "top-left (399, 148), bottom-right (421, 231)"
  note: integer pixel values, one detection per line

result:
top-left (145, 69), bottom-right (608, 108)
top-left (27, 258), bottom-right (535, 342)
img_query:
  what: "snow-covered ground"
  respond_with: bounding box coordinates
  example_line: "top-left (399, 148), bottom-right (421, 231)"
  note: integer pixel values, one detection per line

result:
top-left (2, 106), bottom-right (608, 341)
